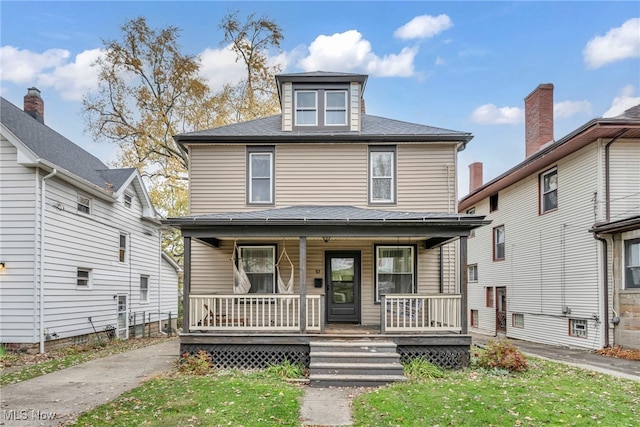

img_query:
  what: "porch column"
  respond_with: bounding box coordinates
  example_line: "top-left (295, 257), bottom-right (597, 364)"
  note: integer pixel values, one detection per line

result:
top-left (183, 236), bottom-right (191, 332)
top-left (459, 236), bottom-right (468, 334)
top-left (299, 236), bottom-right (307, 333)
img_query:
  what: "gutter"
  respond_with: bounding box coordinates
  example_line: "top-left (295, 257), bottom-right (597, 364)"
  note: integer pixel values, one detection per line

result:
top-left (39, 168), bottom-right (57, 354)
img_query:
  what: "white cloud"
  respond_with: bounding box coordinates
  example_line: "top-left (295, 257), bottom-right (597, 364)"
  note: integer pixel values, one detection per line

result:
top-left (554, 100), bottom-right (591, 119)
top-left (583, 18), bottom-right (640, 69)
top-left (198, 45), bottom-right (246, 91)
top-left (36, 49), bottom-right (103, 100)
top-left (0, 46), bottom-right (70, 84)
top-left (394, 14), bottom-right (453, 40)
top-left (435, 56), bottom-right (446, 66)
top-left (298, 30), bottom-right (416, 77)
top-left (603, 85), bottom-right (640, 117)
top-left (471, 104), bottom-right (524, 125)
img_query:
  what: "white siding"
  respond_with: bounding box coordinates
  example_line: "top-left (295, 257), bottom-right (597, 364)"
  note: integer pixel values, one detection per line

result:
top-left (349, 82), bottom-right (360, 131)
top-left (0, 137), bottom-right (37, 343)
top-left (467, 143), bottom-right (605, 349)
top-left (282, 82), bottom-right (292, 131)
top-left (608, 139), bottom-right (640, 222)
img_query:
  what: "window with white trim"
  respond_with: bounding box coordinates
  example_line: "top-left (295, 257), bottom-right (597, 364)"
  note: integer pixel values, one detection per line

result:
top-left (325, 91), bottom-right (347, 125)
top-left (468, 264), bottom-right (478, 282)
top-left (493, 225), bottom-right (505, 261)
top-left (369, 146), bottom-right (396, 204)
top-left (77, 268), bottom-right (91, 287)
top-left (512, 313), bottom-right (524, 328)
top-left (119, 233), bottom-right (127, 263)
top-left (140, 275), bottom-right (149, 303)
top-left (625, 238), bottom-right (640, 289)
top-left (295, 91), bottom-right (317, 125)
top-left (124, 193), bottom-right (133, 209)
top-left (238, 245), bottom-right (276, 294)
top-left (247, 147), bottom-right (274, 204)
top-left (569, 318), bottom-right (587, 338)
top-left (375, 245), bottom-right (415, 302)
top-left (77, 193), bottom-right (91, 214)
top-left (540, 168), bottom-right (558, 213)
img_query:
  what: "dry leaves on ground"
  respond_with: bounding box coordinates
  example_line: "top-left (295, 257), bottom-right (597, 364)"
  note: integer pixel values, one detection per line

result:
top-left (596, 345), bottom-right (640, 361)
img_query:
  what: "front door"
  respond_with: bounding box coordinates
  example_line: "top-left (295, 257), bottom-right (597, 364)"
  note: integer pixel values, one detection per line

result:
top-left (326, 251), bottom-right (360, 323)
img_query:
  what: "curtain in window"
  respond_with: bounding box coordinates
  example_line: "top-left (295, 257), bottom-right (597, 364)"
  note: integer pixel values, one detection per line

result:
top-left (241, 247), bottom-right (275, 293)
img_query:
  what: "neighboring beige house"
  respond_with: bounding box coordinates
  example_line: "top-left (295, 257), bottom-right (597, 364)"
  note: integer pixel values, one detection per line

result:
top-left (459, 84), bottom-right (640, 350)
top-left (0, 89), bottom-right (180, 353)
top-left (165, 72), bottom-right (488, 383)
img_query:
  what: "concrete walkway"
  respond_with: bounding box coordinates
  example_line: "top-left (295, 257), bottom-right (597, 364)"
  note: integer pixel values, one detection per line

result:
top-left (0, 339), bottom-right (180, 426)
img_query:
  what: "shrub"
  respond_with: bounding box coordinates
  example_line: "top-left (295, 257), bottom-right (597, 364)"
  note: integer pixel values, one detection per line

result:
top-left (178, 350), bottom-right (214, 375)
top-left (476, 339), bottom-right (529, 372)
top-left (404, 357), bottom-right (445, 381)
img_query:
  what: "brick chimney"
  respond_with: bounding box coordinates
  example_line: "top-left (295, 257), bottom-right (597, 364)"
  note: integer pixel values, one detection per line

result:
top-left (23, 87), bottom-right (44, 124)
top-left (524, 83), bottom-right (554, 158)
top-left (469, 162), bottom-right (483, 193)
top-left (360, 98), bottom-right (366, 114)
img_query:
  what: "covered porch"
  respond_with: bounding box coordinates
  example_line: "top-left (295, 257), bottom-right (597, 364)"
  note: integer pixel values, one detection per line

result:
top-left (165, 206), bottom-right (489, 369)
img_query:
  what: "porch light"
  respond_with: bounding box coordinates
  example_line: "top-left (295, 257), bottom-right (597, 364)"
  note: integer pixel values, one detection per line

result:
top-left (322, 237), bottom-right (331, 243)
top-left (0, 262), bottom-right (5, 271)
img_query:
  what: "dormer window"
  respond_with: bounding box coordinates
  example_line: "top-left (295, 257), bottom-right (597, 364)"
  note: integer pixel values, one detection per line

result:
top-left (325, 91), bottom-right (347, 126)
top-left (295, 91), bottom-right (317, 126)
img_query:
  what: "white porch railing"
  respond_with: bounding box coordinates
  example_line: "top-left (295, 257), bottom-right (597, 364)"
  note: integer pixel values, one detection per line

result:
top-left (189, 294), bottom-right (322, 332)
top-left (382, 294), bottom-right (462, 333)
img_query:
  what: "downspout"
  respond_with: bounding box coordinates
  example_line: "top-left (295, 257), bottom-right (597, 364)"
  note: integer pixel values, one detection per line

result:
top-left (158, 230), bottom-right (166, 335)
top-left (39, 168), bottom-right (57, 354)
top-left (593, 234), bottom-right (610, 348)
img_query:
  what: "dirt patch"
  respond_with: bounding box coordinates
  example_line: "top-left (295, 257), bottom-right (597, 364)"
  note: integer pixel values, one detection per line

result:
top-left (596, 346), bottom-right (640, 361)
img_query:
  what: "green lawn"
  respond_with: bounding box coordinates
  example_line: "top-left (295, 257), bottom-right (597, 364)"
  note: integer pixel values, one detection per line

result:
top-left (354, 358), bottom-right (640, 426)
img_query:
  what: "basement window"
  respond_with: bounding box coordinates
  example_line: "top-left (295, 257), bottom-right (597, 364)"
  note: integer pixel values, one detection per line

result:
top-left (569, 319), bottom-right (587, 338)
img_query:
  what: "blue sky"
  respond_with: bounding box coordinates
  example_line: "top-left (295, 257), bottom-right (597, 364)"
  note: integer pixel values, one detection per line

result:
top-left (1, 1), bottom-right (639, 198)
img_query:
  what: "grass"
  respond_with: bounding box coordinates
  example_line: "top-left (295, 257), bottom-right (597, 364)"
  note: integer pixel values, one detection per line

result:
top-left (68, 370), bottom-right (304, 426)
top-left (0, 337), bottom-right (173, 386)
top-left (354, 357), bottom-right (640, 426)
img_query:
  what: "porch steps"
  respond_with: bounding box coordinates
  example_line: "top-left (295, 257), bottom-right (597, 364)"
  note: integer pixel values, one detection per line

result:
top-left (309, 340), bottom-right (407, 387)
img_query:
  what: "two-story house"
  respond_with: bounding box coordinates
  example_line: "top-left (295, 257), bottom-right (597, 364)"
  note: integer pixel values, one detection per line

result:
top-left (459, 84), bottom-right (640, 350)
top-left (165, 71), bottom-right (489, 383)
top-left (0, 89), bottom-right (180, 353)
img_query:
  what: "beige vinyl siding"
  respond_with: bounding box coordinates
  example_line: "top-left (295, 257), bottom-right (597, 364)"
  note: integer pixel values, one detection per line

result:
top-left (467, 143), bottom-right (604, 349)
top-left (0, 138), bottom-right (37, 342)
top-left (191, 238), bottom-right (445, 326)
top-left (189, 143), bottom-right (458, 214)
top-left (349, 82), bottom-right (360, 131)
top-left (608, 139), bottom-right (640, 222)
top-left (282, 82), bottom-right (293, 131)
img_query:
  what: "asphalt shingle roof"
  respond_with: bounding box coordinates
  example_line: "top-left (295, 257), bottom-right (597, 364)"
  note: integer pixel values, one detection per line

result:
top-left (1, 96), bottom-right (134, 192)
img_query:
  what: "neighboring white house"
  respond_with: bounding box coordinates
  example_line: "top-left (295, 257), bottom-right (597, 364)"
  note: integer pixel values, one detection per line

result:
top-left (0, 88), bottom-right (180, 353)
top-left (459, 84), bottom-right (640, 350)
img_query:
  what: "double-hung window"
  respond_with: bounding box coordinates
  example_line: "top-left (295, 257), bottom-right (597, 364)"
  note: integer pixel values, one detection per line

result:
top-left (247, 147), bottom-right (274, 204)
top-left (493, 225), bottom-right (505, 261)
top-left (119, 233), bottom-right (127, 263)
top-left (295, 91), bottom-right (317, 125)
top-left (625, 238), bottom-right (640, 289)
top-left (468, 264), bottom-right (478, 282)
top-left (325, 91), bottom-right (347, 125)
top-left (540, 167), bottom-right (558, 213)
top-left (375, 245), bottom-right (415, 302)
top-left (140, 275), bottom-right (149, 303)
top-left (77, 268), bottom-right (91, 288)
top-left (369, 146), bottom-right (396, 204)
top-left (239, 245), bottom-right (276, 294)
top-left (124, 193), bottom-right (133, 209)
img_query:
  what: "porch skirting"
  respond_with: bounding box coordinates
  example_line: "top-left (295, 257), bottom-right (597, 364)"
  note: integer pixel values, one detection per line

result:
top-left (180, 333), bottom-right (471, 370)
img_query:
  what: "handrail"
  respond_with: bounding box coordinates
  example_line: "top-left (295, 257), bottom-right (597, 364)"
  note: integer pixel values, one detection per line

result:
top-left (382, 294), bottom-right (462, 333)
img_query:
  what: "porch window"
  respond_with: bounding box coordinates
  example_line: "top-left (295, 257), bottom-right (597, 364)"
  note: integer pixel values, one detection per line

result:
top-left (540, 167), bottom-right (558, 213)
top-left (239, 245), bottom-right (276, 294)
top-left (375, 245), bottom-right (415, 302)
top-left (247, 147), bottom-right (274, 204)
top-left (369, 146), bottom-right (396, 204)
top-left (625, 238), bottom-right (640, 289)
